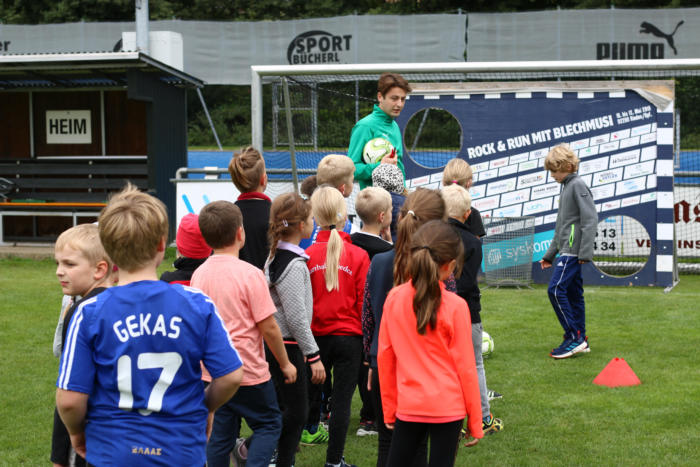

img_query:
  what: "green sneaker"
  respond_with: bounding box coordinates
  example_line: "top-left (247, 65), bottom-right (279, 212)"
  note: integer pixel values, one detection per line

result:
top-left (300, 425), bottom-right (329, 445)
top-left (482, 414), bottom-right (503, 435)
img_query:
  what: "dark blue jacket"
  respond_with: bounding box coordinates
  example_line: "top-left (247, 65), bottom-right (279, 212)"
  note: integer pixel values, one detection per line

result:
top-left (362, 250), bottom-right (396, 369)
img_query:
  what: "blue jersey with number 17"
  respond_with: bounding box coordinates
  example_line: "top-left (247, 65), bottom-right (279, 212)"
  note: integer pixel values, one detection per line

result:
top-left (57, 280), bottom-right (242, 467)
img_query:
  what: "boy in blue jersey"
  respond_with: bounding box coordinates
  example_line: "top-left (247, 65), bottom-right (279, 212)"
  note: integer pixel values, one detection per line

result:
top-left (56, 183), bottom-right (244, 466)
top-left (51, 223), bottom-right (114, 467)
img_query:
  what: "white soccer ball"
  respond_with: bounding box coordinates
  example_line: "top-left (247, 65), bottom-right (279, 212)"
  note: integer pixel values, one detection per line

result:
top-left (362, 137), bottom-right (394, 164)
top-left (482, 331), bottom-right (494, 357)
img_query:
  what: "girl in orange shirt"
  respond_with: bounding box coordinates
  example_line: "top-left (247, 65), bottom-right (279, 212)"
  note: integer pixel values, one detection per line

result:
top-left (378, 221), bottom-right (483, 467)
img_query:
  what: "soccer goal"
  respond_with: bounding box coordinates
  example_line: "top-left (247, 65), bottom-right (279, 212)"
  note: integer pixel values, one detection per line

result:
top-left (251, 59), bottom-right (700, 289)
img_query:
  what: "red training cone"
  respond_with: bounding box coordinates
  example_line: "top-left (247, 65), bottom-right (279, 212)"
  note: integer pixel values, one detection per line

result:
top-left (593, 357), bottom-right (641, 388)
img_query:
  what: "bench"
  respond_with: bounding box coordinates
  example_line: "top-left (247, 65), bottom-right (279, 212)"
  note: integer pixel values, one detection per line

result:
top-left (0, 159), bottom-right (148, 244)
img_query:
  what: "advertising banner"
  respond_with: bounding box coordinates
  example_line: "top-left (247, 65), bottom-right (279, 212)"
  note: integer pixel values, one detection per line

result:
top-left (0, 14), bottom-right (465, 85)
top-left (467, 8), bottom-right (700, 61)
top-left (398, 81), bottom-right (676, 287)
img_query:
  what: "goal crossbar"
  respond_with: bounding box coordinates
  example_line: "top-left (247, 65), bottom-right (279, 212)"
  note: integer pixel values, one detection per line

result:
top-left (250, 58), bottom-right (700, 150)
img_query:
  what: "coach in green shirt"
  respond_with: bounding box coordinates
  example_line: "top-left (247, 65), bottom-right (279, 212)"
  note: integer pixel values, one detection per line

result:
top-left (348, 72), bottom-right (412, 189)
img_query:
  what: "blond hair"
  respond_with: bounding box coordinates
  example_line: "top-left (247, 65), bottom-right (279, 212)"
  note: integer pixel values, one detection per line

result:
top-left (441, 184), bottom-right (472, 219)
top-left (98, 183), bottom-right (168, 272)
top-left (442, 158), bottom-right (473, 189)
top-left (229, 146), bottom-right (266, 193)
top-left (316, 154), bottom-right (355, 189)
top-left (355, 187), bottom-right (392, 226)
top-left (55, 223), bottom-right (113, 273)
top-left (544, 144), bottom-right (579, 173)
top-left (311, 186), bottom-right (347, 291)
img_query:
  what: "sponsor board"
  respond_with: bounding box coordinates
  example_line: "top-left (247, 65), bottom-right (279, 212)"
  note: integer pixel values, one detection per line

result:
top-left (517, 172), bottom-right (546, 190)
top-left (501, 188), bottom-right (531, 207)
top-left (487, 178), bottom-right (517, 196)
top-left (472, 195), bottom-right (500, 211)
top-left (579, 156), bottom-right (609, 175)
top-left (592, 168), bottom-right (624, 186)
top-left (523, 198), bottom-right (553, 216)
top-left (397, 83), bottom-right (674, 286)
top-left (530, 182), bottom-right (561, 199)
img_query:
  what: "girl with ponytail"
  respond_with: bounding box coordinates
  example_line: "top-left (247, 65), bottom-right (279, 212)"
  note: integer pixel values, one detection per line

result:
top-left (264, 192), bottom-right (325, 467)
top-left (378, 221), bottom-right (483, 466)
top-left (362, 188), bottom-right (445, 467)
top-left (306, 186), bottom-right (370, 467)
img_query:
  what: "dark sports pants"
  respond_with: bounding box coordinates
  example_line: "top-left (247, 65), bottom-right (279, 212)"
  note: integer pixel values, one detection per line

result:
top-left (51, 407), bottom-right (87, 466)
top-left (267, 343), bottom-right (308, 467)
top-left (357, 362), bottom-right (375, 421)
top-left (315, 335), bottom-right (362, 465)
top-left (386, 419), bottom-right (462, 467)
top-left (370, 368), bottom-right (427, 467)
top-left (547, 255), bottom-right (586, 339)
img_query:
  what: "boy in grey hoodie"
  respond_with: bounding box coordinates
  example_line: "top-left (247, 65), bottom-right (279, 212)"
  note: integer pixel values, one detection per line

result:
top-left (540, 144), bottom-right (598, 359)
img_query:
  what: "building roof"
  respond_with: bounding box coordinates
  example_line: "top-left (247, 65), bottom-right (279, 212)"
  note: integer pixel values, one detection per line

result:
top-left (0, 51), bottom-right (203, 89)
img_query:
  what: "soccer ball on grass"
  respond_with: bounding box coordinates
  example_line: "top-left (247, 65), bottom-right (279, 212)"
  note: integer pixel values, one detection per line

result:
top-left (362, 137), bottom-right (394, 164)
top-left (482, 331), bottom-right (494, 357)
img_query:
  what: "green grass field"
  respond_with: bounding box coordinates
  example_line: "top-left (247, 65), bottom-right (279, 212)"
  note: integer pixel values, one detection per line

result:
top-left (1, 254), bottom-right (699, 466)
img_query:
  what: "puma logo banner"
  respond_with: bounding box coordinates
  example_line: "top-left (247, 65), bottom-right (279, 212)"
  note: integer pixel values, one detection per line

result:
top-left (596, 20), bottom-right (684, 60)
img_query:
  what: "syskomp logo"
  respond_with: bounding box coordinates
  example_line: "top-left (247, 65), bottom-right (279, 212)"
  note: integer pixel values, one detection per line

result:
top-left (596, 20), bottom-right (684, 59)
top-left (287, 30), bottom-right (352, 65)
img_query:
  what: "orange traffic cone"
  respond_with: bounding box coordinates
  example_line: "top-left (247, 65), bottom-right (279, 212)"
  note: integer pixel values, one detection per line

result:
top-left (593, 357), bottom-right (641, 388)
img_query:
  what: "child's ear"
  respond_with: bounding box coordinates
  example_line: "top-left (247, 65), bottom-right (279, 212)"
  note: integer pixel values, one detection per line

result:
top-left (261, 173), bottom-right (268, 189)
top-left (93, 260), bottom-right (109, 281)
top-left (378, 210), bottom-right (385, 224)
top-left (236, 225), bottom-right (245, 243)
top-left (464, 209), bottom-right (471, 222)
top-left (157, 236), bottom-right (167, 252)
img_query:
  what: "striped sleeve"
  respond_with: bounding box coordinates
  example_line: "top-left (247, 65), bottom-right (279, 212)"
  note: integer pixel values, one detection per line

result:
top-left (57, 297), bottom-right (98, 393)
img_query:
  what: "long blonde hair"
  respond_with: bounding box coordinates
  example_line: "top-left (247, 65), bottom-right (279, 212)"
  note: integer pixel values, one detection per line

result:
top-left (310, 186), bottom-right (347, 291)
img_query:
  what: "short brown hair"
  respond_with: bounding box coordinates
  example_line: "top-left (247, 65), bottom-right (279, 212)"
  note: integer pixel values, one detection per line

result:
top-left (377, 72), bottom-right (412, 96)
top-left (98, 183), bottom-right (168, 272)
top-left (300, 175), bottom-right (318, 199)
top-left (198, 200), bottom-right (242, 249)
top-left (355, 187), bottom-right (391, 226)
top-left (56, 223), bottom-right (113, 271)
top-left (268, 192), bottom-right (311, 258)
top-left (544, 144), bottom-right (579, 173)
top-left (316, 154), bottom-right (355, 189)
top-left (442, 158), bottom-right (473, 188)
top-left (229, 146), bottom-right (266, 193)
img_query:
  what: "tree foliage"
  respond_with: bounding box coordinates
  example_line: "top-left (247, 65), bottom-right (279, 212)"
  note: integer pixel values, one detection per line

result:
top-left (3, 0), bottom-right (699, 24)
top-left (4, 1), bottom-right (700, 148)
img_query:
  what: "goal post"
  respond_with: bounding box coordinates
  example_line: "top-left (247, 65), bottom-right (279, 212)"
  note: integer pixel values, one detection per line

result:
top-left (251, 58), bottom-right (700, 150)
top-left (250, 59), bottom-right (700, 288)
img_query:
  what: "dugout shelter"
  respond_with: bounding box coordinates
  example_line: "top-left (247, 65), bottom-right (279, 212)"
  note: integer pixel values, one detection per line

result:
top-left (0, 51), bottom-right (203, 244)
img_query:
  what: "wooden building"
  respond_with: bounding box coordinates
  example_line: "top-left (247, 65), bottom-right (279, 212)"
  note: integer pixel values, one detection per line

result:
top-left (0, 51), bottom-right (203, 243)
